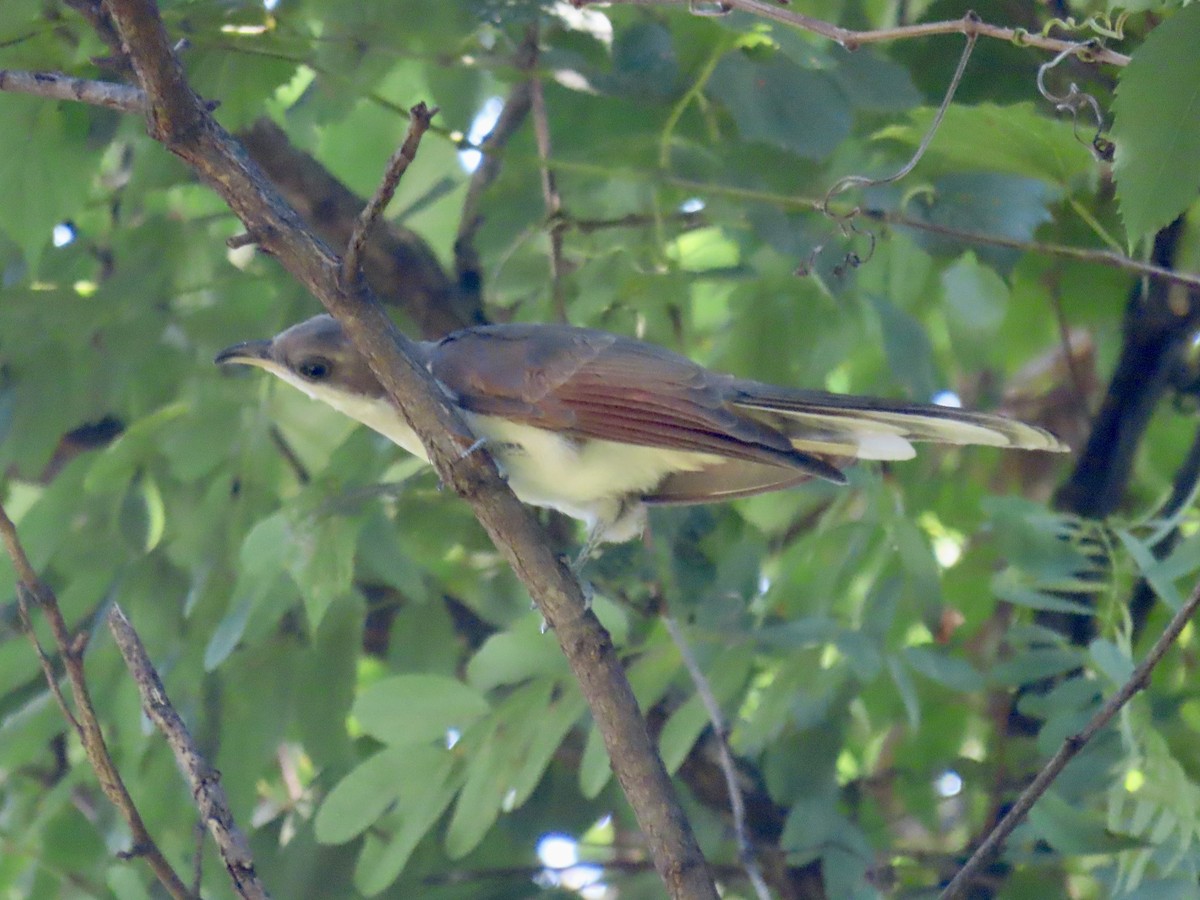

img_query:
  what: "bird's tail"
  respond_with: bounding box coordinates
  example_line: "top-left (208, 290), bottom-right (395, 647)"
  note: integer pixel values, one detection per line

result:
top-left (730, 383), bottom-right (1068, 461)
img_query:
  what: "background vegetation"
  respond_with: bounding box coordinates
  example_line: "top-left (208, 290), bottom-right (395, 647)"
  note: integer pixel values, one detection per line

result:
top-left (2, 0), bottom-right (1200, 897)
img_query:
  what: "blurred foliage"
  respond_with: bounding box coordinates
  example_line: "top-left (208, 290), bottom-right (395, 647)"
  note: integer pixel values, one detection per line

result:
top-left (1, 0), bottom-right (1200, 898)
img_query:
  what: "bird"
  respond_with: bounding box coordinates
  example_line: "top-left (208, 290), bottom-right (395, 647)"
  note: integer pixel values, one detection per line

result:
top-left (216, 314), bottom-right (1067, 549)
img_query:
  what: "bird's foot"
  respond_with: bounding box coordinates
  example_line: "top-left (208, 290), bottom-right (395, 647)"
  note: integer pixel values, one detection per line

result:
top-left (458, 436), bottom-right (490, 460)
top-left (536, 579), bottom-right (593, 634)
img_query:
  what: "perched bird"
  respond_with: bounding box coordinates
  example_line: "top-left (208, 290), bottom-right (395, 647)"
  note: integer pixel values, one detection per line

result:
top-left (217, 315), bottom-right (1067, 546)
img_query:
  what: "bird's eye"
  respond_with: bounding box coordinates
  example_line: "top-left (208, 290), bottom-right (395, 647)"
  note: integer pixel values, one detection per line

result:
top-left (297, 358), bottom-right (332, 380)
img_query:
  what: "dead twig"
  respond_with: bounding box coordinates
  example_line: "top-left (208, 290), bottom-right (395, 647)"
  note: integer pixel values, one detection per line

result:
top-left (342, 102), bottom-right (438, 289)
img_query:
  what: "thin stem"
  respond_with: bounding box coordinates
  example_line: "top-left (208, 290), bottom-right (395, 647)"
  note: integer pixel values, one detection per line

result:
top-left (342, 102), bottom-right (438, 288)
top-left (581, 1), bottom-right (1131, 66)
top-left (662, 616), bottom-right (772, 900)
top-left (824, 31), bottom-right (976, 214)
top-left (0, 501), bottom-right (194, 900)
top-left (529, 45), bottom-right (569, 323)
top-left (108, 605), bottom-right (270, 900)
top-left (941, 574), bottom-right (1200, 898)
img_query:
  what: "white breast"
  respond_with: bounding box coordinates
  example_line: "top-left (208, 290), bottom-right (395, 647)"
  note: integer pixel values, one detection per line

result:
top-left (277, 376), bottom-right (717, 540)
top-left (466, 413), bottom-right (718, 536)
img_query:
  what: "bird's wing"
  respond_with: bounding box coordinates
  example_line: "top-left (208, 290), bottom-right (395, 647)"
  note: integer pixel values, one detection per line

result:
top-left (429, 324), bottom-right (847, 482)
top-left (643, 460), bottom-right (814, 505)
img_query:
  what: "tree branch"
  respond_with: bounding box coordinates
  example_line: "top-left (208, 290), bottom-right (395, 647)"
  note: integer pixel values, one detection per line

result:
top-left (0, 501), bottom-right (193, 900)
top-left (941, 572), bottom-right (1200, 899)
top-left (99, 1), bottom-right (718, 895)
top-left (663, 616), bottom-right (771, 900)
top-left (107, 605), bottom-right (270, 900)
top-left (238, 118), bottom-right (475, 339)
top-left (580, 1), bottom-right (1131, 66)
top-left (0, 68), bottom-right (142, 110)
top-left (342, 103), bottom-right (438, 289)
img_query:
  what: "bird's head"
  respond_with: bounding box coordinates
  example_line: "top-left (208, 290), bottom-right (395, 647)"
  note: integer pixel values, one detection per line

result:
top-left (215, 314), bottom-right (386, 405)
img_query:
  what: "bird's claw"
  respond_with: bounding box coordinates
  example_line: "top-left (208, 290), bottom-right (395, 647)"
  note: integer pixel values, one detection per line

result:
top-left (458, 437), bottom-right (489, 460)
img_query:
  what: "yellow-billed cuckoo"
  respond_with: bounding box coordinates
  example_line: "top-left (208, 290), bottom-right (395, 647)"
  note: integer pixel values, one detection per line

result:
top-left (216, 315), bottom-right (1067, 545)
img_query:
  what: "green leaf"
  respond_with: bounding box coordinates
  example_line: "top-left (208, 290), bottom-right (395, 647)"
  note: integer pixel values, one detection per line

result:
top-left (506, 680), bottom-right (587, 806)
top-left (664, 226), bottom-right (740, 272)
top-left (941, 252), bottom-right (1009, 337)
top-left (780, 795), bottom-right (839, 855)
top-left (600, 22), bottom-right (680, 102)
top-left (989, 647), bottom-right (1081, 687)
top-left (869, 295), bottom-right (940, 401)
top-left (1118, 529), bottom-right (1186, 611)
top-left (904, 172), bottom-right (1059, 271)
top-left (105, 867), bottom-right (152, 900)
top-left (578, 722), bottom-right (613, 799)
top-left (658, 648), bottom-right (753, 773)
top-left (315, 746), bottom-right (410, 844)
top-left (0, 97), bottom-right (98, 266)
top-left (466, 625), bottom-right (570, 692)
top-left (1112, 3), bottom-right (1200, 240)
top-left (991, 572), bottom-right (1095, 616)
top-left (1090, 638), bottom-right (1135, 686)
top-left (887, 654), bottom-right (920, 729)
top-left (284, 514), bottom-right (361, 630)
top-left (353, 674), bottom-right (490, 746)
top-left (829, 46), bottom-right (921, 113)
top-left (1029, 792), bottom-right (1147, 855)
top-left (444, 680), bottom-right (551, 858)
top-left (904, 645), bottom-right (985, 692)
top-left (351, 747), bottom-right (458, 894)
top-left (709, 49), bottom-right (851, 160)
top-left (84, 403), bottom-right (189, 494)
top-left (877, 102), bottom-right (1095, 185)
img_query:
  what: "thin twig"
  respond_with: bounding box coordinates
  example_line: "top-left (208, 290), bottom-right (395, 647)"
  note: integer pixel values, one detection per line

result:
top-left (529, 45), bottom-right (569, 323)
top-left (0, 68), bottom-right (143, 110)
top-left (455, 25), bottom-right (538, 280)
top-left (342, 102), bottom-right (438, 288)
top-left (269, 425), bottom-right (311, 485)
top-left (0, 501), bottom-right (194, 900)
top-left (107, 605), bottom-right (271, 900)
top-left (864, 208), bottom-right (1200, 291)
top-left (578, 1), bottom-right (1131, 66)
top-left (568, 210), bottom-right (705, 234)
top-left (662, 616), bottom-right (772, 900)
top-left (546, 162), bottom-right (1200, 292)
top-left (941, 574), bottom-right (1200, 898)
top-left (823, 30), bottom-right (976, 214)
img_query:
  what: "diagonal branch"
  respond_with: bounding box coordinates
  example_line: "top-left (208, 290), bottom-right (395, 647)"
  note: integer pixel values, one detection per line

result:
top-left (107, 605), bottom-right (270, 900)
top-left (0, 501), bottom-right (193, 900)
top-left (99, 1), bottom-right (718, 896)
top-left (342, 103), bottom-right (438, 289)
top-left (941, 573), bottom-right (1200, 898)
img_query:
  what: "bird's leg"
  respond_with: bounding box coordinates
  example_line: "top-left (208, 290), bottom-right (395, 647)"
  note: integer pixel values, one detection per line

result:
top-left (571, 523), bottom-right (604, 577)
top-left (457, 436), bottom-right (490, 460)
